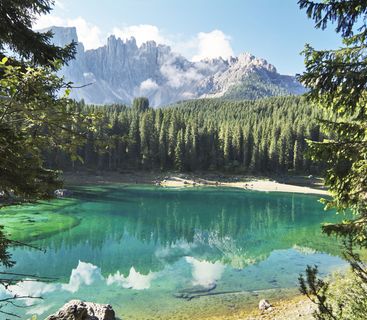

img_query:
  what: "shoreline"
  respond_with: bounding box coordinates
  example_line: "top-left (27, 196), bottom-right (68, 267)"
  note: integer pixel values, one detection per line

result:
top-left (212, 294), bottom-right (315, 320)
top-left (64, 171), bottom-right (328, 196)
top-left (159, 176), bottom-right (328, 195)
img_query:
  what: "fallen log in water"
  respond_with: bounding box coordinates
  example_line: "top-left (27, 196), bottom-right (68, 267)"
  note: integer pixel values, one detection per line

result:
top-left (173, 283), bottom-right (245, 301)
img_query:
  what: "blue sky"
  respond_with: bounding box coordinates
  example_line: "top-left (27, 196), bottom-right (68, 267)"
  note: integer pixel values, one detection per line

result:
top-left (36, 0), bottom-right (343, 75)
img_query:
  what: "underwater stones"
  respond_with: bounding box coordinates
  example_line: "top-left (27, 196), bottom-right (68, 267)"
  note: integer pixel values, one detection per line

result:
top-left (46, 300), bottom-right (116, 320)
top-left (54, 189), bottom-right (73, 198)
top-left (258, 299), bottom-right (272, 311)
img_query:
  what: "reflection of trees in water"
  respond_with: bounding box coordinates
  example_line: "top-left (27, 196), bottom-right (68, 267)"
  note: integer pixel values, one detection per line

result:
top-left (11, 187), bottom-right (343, 277)
top-left (1, 227), bottom-right (58, 317)
top-left (43, 188), bottom-right (340, 251)
top-left (0, 227), bottom-right (13, 268)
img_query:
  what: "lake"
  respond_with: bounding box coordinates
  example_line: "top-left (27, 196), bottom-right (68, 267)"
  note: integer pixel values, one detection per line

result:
top-left (1, 185), bottom-right (346, 319)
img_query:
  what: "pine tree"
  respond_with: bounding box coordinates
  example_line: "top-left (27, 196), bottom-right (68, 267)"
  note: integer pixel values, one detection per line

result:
top-left (158, 119), bottom-right (168, 170)
top-left (174, 129), bottom-right (185, 171)
top-left (293, 139), bottom-right (302, 172)
top-left (42, 96), bottom-right (325, 174)
top-left (132, 97), bottom-right (150, 113)
top-left (297, 1), bottom-right (367, 318)
top-left (232, 124), bottom-right (243, 165)
top-left (0, 0), bottom-right (76, 67)
top-left (168, 113), bottom-right (178, 164)
top-left (128, 114), bottom-right (141, 167)
top-left (242, 128), bottom-right (253, 170)
top-left (222, 125), bottom-right (231, 166)
top-left (139, 112), bottom-right (150, 168)
top-left (0, 1), bottom-right (88, 315)
top-left (190, 123), bottom-right (198, 171)
top-left (268, 139), bottom-right (279, 172)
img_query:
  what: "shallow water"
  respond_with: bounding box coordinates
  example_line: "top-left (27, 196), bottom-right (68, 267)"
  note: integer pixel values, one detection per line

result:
top-left (1, 185), bottom-right (347, 319)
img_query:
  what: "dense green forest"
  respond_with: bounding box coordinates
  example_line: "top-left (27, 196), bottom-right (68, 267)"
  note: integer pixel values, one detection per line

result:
top-left (45, 95), bottom-right (324, 174)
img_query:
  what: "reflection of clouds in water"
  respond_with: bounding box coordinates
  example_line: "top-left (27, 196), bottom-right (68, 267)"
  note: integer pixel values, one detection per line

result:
top-left (207, 231), bottom-right (259, 269)
top-left (293, 244), bottom-right (317, 255)
top-left (26, 302), bottom-right (55, 316)
top-left (62, 261), bottom-right (103, 293)
top-left (1, 260), bottom-right (156, 314)
top-left (107, 267), bottom-right (156, 290)
top-left (185, 257), bottom-right (225, 288)
top-left (155, 239), bottom-right (196, 259)
top-left (1, 261), bottom-right (102, 307)
top-left (221, 254), bottom-right (257, 269)
top-left (2, 280), bottom-right (60, 306)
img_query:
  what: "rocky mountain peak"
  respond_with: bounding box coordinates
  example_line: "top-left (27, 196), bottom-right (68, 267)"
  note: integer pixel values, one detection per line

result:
top-left (236, 53), bottom-right (277, 73)
top-left (141, 40), bottom-right (157, 49)
top-left (43, 26), bottom-right (78, 47)
top-left (48, 26), bottom-right (305, 106)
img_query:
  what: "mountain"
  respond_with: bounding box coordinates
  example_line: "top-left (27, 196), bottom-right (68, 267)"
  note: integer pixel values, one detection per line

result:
top-left (49, 26), bottom-right (305, 106)
top-left (199, 53), bottom-right (306, 100)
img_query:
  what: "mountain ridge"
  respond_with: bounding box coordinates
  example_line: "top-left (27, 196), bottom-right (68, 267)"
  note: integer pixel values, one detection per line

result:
top-left (48, 26), bottom-right (305, 106)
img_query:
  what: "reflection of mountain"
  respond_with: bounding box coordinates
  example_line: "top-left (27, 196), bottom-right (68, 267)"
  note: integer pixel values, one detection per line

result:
top-left (9, 186), bottom-right (344, 278)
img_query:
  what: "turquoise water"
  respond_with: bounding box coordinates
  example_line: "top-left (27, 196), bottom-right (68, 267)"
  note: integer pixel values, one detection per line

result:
top-left (1, 185), bottom-right (347, 319)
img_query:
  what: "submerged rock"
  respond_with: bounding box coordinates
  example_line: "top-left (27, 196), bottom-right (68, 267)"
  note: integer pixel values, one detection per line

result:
top-left (54, 189), bottom-right (73, 198)
top-left (259, 299), bottom-right (272, 311)
top-left (173, 283), bottom-right (217, 300)
top-left (46, 300), bottom-right (115, 320)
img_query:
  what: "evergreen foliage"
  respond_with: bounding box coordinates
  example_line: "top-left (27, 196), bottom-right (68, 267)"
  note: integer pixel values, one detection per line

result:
top-left (0, 0), bottom-right (91, 202)
top-left (48, 96), bottom-right (323, 174)
top-left (298, 1), bottom-right (367, 318)
top-left (0, 0), bottom-right (76, 67)
top-left (0, 58), bottom-right (95, 200)
top-left (0, 1), bottom-right (92, 316)
top-left (223, 73), bottom-right (290, 100)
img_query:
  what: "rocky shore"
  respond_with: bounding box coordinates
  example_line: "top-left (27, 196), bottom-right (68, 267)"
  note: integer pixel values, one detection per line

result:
top-left (46, 295), bottom-right (315, 320)
top-left (46, 300), bottom-right (115, 320)
top-left (203, 295), bottom-right (315, 320)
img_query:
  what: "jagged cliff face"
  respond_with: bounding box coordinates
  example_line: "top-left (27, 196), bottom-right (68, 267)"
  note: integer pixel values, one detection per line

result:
top-left (199, 53), bottom-right (305, 99)
top-left (50, 26), bottom-right (305, 106)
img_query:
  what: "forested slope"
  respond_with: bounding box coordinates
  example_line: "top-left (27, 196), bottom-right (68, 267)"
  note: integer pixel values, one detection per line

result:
top-left (45, 96), bottom-right (323, 174)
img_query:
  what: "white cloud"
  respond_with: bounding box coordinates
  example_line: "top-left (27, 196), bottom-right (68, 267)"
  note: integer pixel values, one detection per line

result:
top-left (140, 79), bottom-right (159, 92)
top-left (186, 257), bottom-right (225, 288)
top-left (107, 267), bottom-right (156, 290)
top-left (192, 30), bottom-right (234, 62)
top-left (34, 14), bottom-right (65, 30)
top-left (160, 56), bottom-right (205, 88)
top-left (182, 91), bottom-right (196, 99)
top-left (62, 260), bottom-right (103, 293)
top-left (34, 15), bottom-right (103, 50)
top-left (67, 17), bottom-right (103, 50)
top-left (55, 0), bottom-right (65, 10)
top-left (112, 25), bottom-right (233, 63)
top-left (112, 24), bottom-right (169, 47)
top-left (34, 14), bottom-right (234, 62)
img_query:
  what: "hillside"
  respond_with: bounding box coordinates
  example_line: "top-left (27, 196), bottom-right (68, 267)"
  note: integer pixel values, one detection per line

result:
top-left (45, 96), bottom-right (322, 174)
